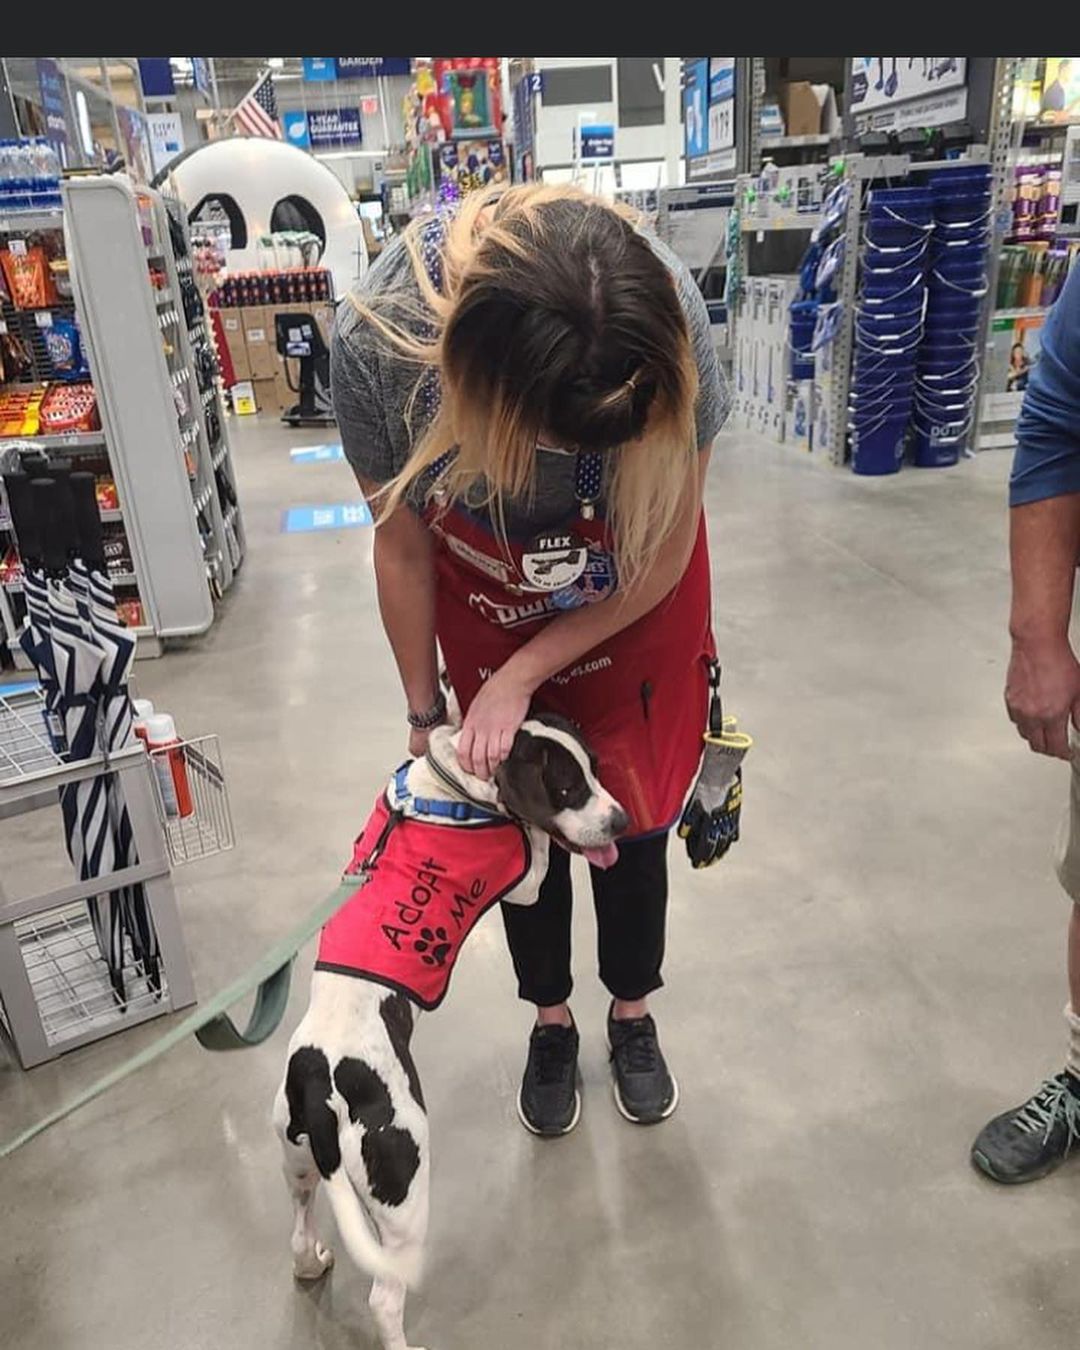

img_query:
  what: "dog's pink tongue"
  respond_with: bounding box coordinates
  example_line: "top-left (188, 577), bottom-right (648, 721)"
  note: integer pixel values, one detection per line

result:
top-left (582, 842), bottom-right (619, 870)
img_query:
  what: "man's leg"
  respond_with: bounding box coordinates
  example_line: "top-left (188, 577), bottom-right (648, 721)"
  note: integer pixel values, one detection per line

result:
top-left (591, 833), bottom-right (678, 1125)
top-left (971, 761), bottom-right (1080, 1183)
top-left (501, 846), bottom-right (581, 1136)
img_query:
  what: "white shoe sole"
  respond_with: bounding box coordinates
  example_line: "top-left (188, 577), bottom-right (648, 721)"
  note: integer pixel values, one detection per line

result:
top-left (606, 1030), bottom-right (680, 1125)
top-left (516, 1084), bottom-right (581, 1137)
top-left (612, 1072), bottom-right (680, 1125)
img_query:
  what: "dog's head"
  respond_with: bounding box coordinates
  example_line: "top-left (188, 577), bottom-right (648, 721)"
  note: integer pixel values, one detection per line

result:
top-left (494, 715), bottom-right (628, 869)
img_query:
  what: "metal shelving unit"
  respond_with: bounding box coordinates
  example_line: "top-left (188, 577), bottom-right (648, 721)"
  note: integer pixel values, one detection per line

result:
top-left (60, 175), bottom-right (244, 633)
top-left (1, 180), bottom-right (243, 667)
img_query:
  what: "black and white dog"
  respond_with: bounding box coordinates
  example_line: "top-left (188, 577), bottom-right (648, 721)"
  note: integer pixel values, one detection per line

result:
top-left (272, 716), bottom-right (627, 1350)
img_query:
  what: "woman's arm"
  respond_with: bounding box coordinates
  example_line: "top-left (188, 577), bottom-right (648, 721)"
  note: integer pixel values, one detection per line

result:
top-left (459, 449), bottom-right (710, 776)
top-left (360, 476), bottom-right (442, 753)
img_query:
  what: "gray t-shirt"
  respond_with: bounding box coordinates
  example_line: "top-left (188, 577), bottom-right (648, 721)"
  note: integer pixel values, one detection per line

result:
top-left (331, 227), bottom-right (728, 532)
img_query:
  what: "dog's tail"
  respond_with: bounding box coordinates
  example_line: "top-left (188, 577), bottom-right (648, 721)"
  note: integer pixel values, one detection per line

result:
top-left (323, 1169), bottom-right (421, 1287)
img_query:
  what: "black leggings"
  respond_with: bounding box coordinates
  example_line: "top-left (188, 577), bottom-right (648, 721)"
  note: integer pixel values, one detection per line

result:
top-left (500, 833), bottom-right (669, 1006)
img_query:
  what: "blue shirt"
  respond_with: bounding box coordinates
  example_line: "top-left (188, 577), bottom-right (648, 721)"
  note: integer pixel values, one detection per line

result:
top-left (1011, 262), bottom-right (1080, 506)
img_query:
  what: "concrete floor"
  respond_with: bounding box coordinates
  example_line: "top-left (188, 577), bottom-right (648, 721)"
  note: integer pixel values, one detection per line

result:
top-left (2, 420), bottom-right (1077, 1350)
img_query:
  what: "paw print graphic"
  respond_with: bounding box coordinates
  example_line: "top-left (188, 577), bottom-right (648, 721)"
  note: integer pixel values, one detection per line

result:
top-left (414, 927), bottom-right (451, 967)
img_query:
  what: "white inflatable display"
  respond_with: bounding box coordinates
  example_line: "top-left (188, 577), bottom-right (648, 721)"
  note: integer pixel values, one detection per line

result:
top-left (164, 138), bottom-right (367, 297)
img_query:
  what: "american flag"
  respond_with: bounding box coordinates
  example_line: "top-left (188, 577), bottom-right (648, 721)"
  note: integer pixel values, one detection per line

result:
top-left (233, 71), bottom-right (283, 139)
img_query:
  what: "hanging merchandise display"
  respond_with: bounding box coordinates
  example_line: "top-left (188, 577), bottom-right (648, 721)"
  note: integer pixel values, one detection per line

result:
top-left (433, 58), bottom-right (503, 140)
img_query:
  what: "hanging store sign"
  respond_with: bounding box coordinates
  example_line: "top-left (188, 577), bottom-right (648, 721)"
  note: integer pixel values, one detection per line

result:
top-left (684, 58), bottom-right (736, 181)
top-left (146, 111), bottom-right (184, 175)
top-left (707, 57), bottom-right (735, 155)
top-left (138, 58), bottom-right (175, 98)
top-left (849, 57), bottom-right (966, 116)
top-left (284, 107), bottom-right (363, 149)
top-left (36, 59), bottom-right (68, 160)
top-left (578, 123), bottom-right (615, 161)
top-left (191, 57), bottom-right (212, 99)
top-left (303, 57), bottom-right (337, 82)
top-left (336, 58), bottom-right (412, 80)
top-left (308, 107), bottom-right (363, 147)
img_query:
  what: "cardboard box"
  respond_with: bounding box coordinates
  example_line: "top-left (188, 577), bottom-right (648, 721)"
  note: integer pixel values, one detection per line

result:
top-left (251, 376), bottom-right (285, 414)
top-left (217, 310), bottom-right (251, 383)
top-left (780, 81), bottom-right (838, 138)
top-left (242, 305), bottom-right (278, 381)
top-left (274, 366), bottom-right (297, 414)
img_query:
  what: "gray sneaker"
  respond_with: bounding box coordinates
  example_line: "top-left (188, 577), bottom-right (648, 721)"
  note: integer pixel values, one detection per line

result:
top-left (607, 1002), bottom-right (679, 1125)
top-left (517, 1021), bottom-right (581, 1137)
top-left (971, 1071), bottom-right (1080, 1184)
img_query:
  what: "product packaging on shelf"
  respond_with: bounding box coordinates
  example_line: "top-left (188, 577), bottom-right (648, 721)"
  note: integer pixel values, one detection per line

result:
top-left (0, 244), bottom-right (58, 309)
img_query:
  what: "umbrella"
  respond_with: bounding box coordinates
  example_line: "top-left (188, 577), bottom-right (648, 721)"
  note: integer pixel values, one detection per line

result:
top-left (2, 465), bottom-right (67, 756)
top-left (70, 472), bottom-right (161, 993)
top-left (31, 476), bottom-right (126, 1001)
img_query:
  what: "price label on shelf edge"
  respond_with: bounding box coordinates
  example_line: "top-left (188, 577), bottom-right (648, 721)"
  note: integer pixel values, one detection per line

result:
top-left (9, 238), bottom-right (27, 256)
top-left (35, 310), bottom-right (53, 328)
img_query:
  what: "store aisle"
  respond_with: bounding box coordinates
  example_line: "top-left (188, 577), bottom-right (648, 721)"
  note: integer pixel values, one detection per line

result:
top-left (2, 424), bottom-right (1076, 1350)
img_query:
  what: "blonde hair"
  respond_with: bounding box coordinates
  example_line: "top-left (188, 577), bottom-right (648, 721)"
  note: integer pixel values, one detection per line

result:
top-left (352, 183), bottom-right (699, 591)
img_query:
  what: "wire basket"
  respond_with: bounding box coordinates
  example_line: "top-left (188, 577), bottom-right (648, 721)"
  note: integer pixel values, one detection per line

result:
top-left (148, 734), bottom-right (234, 865)
top-left (0, 900), bottom-right (166, 1051)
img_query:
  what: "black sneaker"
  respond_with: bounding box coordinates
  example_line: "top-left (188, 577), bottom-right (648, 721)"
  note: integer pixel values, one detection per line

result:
top-left (607, 1002), bottom-right (679, 1125)
top-left (971, 1071), bottom-right (1080, 1184)
top-left (517, 1021), bottom-right (581, 1137)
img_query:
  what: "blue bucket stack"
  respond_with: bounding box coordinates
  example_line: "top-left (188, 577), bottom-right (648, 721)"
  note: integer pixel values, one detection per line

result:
top-left (790, 300), bottom-right (817, 380)
top-left (850, 187), bottom-right (932, 475)
top-left (913, 165), bottom-right (992, 467)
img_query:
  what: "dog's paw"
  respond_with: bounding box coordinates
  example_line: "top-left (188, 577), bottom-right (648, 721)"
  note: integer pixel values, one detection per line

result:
top-left (293, 1241), bottom-right (334, 1281)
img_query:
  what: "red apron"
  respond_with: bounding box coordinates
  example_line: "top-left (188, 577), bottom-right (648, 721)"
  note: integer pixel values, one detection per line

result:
top-left (316, 795), bottom-right (532, 1009)
top-left (428, 501), bottom-right (714, 836)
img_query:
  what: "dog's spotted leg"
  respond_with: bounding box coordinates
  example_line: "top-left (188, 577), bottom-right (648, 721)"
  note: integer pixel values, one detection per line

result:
top-left (369, 1273), bottom-right (426, 1350)
top-left (273, 1084), bottom-right (334, 1281)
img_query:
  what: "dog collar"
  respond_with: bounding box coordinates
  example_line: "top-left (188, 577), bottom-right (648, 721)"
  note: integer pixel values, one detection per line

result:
top-left (393, 762), bottom-right (502, 824)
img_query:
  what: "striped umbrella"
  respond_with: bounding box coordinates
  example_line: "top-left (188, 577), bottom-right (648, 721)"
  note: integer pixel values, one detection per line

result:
top-left (32, 477), bottom-right (127, 1001)
top-left (71, 473), bottom-right (161, 993)
top-left (2, 468), bottom-right (67, 756)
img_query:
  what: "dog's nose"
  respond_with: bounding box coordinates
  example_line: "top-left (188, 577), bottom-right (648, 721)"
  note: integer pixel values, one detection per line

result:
top-left (609, 805), bottom-right (629, 836)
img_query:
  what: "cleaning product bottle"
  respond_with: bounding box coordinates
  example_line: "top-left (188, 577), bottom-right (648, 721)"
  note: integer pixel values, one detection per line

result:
top-left (144, 713), bottom-right (194, 818)
top-left (132, 699), bottom-right (155, 745)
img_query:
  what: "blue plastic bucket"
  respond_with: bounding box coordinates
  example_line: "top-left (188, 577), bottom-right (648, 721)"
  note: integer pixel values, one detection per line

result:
top-left (933, 195), bottom-right (993, 226)
top-left (864, 226), bottom-right (931, 256)
top-left (852, 413), bottom-right (908, 476)
top-left (911, 412), bottom-right (970, 467)
top-left (929, 166), bottom-right (992, 189)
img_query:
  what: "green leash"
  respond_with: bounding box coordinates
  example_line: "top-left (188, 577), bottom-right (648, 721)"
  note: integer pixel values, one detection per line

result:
top-left (0, 878), bottom-right (360, 1161)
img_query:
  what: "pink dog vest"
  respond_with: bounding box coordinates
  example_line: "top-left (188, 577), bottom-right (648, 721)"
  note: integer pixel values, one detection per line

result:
top-left (316, 794), bottom-right (531, 1009)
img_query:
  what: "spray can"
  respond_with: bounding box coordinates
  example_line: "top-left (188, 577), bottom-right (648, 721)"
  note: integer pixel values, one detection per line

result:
top-left (132, 698), bottom-right (155, 746)
top-left (144, 712), bottom-right (194, 818)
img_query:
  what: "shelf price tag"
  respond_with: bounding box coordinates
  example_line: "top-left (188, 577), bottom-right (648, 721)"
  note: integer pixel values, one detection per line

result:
top-left (35, 310), bottom-right (53, 328)
top-left (0, 321), bottom-right (6, 335)
top-left (8, 238), bottom-right (27, 256)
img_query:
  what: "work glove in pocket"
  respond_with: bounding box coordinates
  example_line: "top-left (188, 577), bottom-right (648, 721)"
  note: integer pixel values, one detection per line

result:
top-left (679, 662), bottom-right (752, 868)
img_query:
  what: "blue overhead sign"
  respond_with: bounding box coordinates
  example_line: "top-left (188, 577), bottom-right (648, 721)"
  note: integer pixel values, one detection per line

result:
top-left (309, 107), bottom-right (362, 147)
top-left (283, 111), bottom-right (311, 147)
top-left (191, 57), bottom-right (211, 98)
top-left (336, 57), bottom-right (411, 79)
top-left (303, 57), bottom-right (337, 82)
top-left (138, 58), bottom-right (175, 98)
top-left (36, 59), bottom-right (67, 155)
top-left (579, 123), bottom-right (615, 161)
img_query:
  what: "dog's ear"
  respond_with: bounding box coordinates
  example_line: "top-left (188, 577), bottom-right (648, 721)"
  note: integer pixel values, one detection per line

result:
top-left (495, 729), bottom-right (548, 799)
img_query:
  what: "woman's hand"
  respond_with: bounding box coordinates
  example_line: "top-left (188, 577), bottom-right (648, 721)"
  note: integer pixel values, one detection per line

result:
top-left (458, 668), bottom-right (533, 779)
top-left (408, 724), bottom-right (443, 759)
